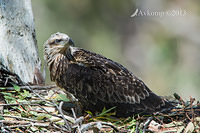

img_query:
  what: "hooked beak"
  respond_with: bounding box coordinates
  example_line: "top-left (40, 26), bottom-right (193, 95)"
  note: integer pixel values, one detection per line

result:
top-left (68, 38), bottom-right (75, 47)
top-left (61, 38), bottom-right (75, 54)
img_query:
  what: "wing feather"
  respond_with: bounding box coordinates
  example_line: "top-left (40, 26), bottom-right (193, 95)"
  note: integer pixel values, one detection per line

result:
top-left (64, 47), bottom-right (167, 114)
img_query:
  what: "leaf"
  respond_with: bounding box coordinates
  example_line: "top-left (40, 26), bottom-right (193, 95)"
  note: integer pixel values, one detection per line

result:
top-left (54, 94), bottom-right (70, 102)
top-left (0, 115), bottom-right (4, 120)
top-left (184, 122), bottom-right (194, 132)
top-left (30, 127), bottom-right (38, 132)
top-left (16, 99), bottom-right (29, 103)
top-left (177, 126), bottom-right (185, 133)
top-left (102, 111), bottom-right (116, 117)
top-left (97, 106), bottom-right (116, 117)
top-left (18, 90), bottom-right (30, 99)
top-left (56, 121), bottom-right (65, 126)
top-left (92, 107), bottom-right (118, 122)
top-left (36, 113), bottom-right (52, 120)
top-left (1, 92), bottom-right (13, 96)
top-left (3, 109), bottom-right (9, 114)
top-left (94, 116), bottom-right (118, 122)
top-left (29, 111), bottom-right (39, 117)
top-left (163, 121), bottom-right (183, 128)
top-left (36, 115), bottom-right (47, 120)
top-left (47, 90), bottom-right (54, 97)
top-left (4, 96), bottom-right (16, 101)
top-left (102, 107), bottom-right (106, 112)
top-left (23, 90), bottom-right (30, 96)
top-left (85, 111), bottom-right (93, 117)
top-left (12, 84), bottom-right (20, 92)
top-left (127, 119), bottom-right (137, 129)
top-left (130, 126), bottom-right (136, 133)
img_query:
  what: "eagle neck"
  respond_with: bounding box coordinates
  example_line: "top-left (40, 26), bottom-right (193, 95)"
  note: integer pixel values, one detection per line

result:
top-left (48, 54), bottom-right (69, 82)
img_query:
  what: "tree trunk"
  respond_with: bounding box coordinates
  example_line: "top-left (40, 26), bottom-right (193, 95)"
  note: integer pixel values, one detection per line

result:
top-left (0, 0), bottom-right (39, 83)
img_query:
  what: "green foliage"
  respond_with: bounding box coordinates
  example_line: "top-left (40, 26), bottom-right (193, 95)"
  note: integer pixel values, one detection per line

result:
top-left (1, 85), bottom-right (199, 132)
top-left (113, 116), bottom-right (142, 132)
top-left (1, 84), bottom-right (32, 117)
top-left (85, 107), bottom-right (142, 132)
top-left (35, 113), bottom-right (52, 120)
top-left (12, 83), bottom-right (21, 92)
top-left (0, 115), bottom-right (4, 120)
top-left (96, 106), bottom-right (116, 117)
top-left (1, 84), bottom-right (53, 122)
top-left (86, 106), bottom-right (118, 122)
top-left (2, 84), bottom-right (31, 105)
top-left (53, 94), bottom-right (70, 102)
top-left (3, 93), bottom-right (17, 104)
top-left (19, 90), bottom-right (31, 100)
top-left (85, 110), bottom-right (93, 116)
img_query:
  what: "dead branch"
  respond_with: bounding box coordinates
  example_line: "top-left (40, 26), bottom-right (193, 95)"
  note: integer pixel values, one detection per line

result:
top-left (2, 115), bottom-right (38, 122)
top-left (1, 85), bottom-right (56, 91)
top-left (58, 101), bottom-right (71, 130)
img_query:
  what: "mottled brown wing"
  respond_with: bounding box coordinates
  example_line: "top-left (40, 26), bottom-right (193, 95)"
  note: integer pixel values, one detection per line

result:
top-left (64, 47), bottom-right (169, 116)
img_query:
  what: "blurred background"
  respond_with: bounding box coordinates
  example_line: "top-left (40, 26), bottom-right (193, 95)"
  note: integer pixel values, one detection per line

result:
top-left (32, 0), bottom-right (200, 101)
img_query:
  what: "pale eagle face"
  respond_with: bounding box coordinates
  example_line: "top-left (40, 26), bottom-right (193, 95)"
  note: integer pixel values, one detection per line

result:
top-left (44, 32), bottom-right (74, 55)
top-left (44, 32), bottom-right (75, 66)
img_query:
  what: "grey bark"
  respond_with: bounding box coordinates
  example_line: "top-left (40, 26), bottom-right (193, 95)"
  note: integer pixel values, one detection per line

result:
top-left (0, 0), bottom-right (39, 83)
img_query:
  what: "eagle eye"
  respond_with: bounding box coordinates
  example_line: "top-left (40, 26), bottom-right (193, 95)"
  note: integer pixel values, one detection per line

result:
top-left (55, 39), bottom-right (62, 44)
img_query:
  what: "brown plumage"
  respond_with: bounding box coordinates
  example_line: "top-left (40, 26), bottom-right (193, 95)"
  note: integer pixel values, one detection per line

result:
top-left (44, 32), bottom-right (173, 117)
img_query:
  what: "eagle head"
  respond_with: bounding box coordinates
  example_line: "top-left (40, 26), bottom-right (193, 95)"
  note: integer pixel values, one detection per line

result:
top-left (44, 32), bottom-right (75, 66)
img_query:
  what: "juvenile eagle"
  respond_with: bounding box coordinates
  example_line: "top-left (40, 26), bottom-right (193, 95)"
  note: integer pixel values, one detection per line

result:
top-left (44, 32), bottom-right (173, 117)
